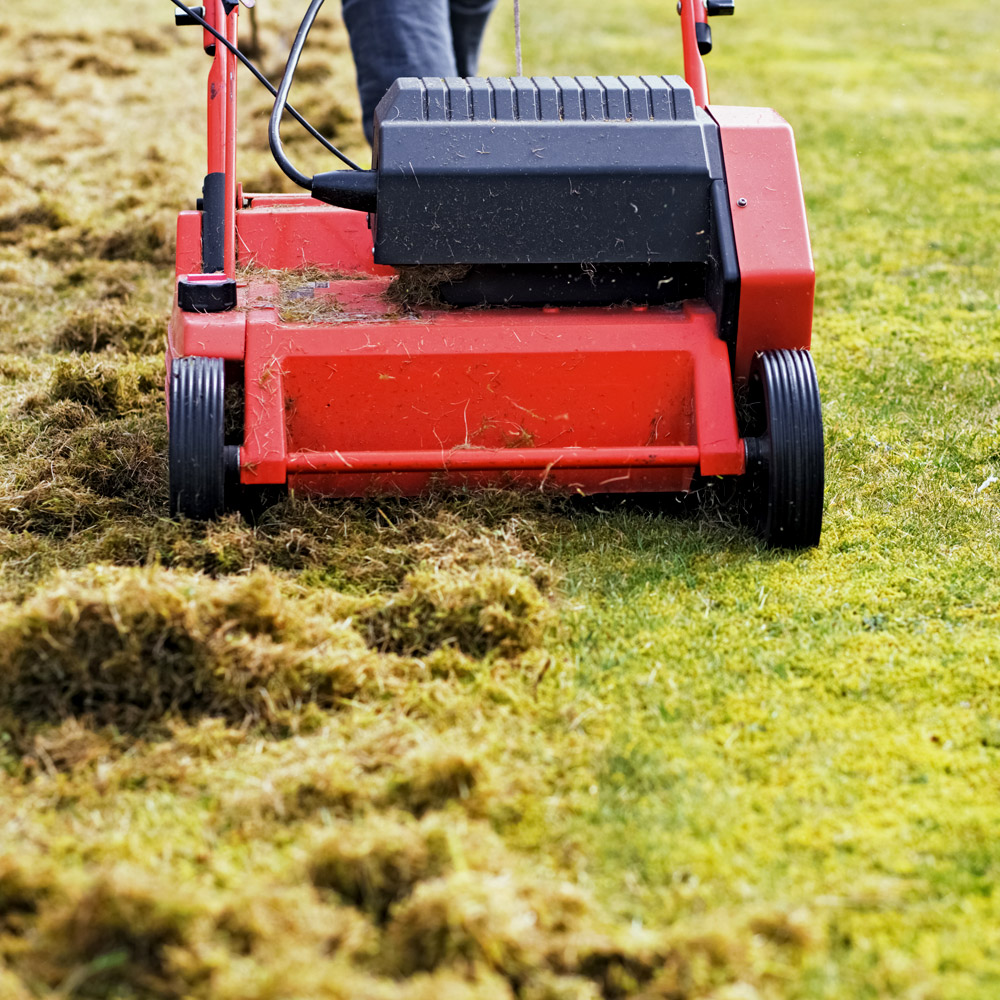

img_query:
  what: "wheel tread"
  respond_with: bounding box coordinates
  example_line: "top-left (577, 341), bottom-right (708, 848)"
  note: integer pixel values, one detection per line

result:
top-left (169, 356), bottom-right (226, 519)
top-left (748, 349), bottom-right (824, 548)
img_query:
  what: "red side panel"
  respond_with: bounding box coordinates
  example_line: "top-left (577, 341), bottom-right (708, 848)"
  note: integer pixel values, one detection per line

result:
top-left (708, 106), bottom-right (815, 381)
top-left (168, 304), bottom-right (246, 361)
top-left (175, 211), bottom-right (202, 276)
top-left (237, 199), bottom-right (393, 275)
top-left (236, 290), bottom-right (744, 495)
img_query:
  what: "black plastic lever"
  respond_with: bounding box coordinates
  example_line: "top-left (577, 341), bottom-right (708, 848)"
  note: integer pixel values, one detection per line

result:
top-left (695, 21), bottom-right (712, 54)
top-left (174, 5), bottom-right (206, 25)
top-left (706, 1), bottom-right (735, 14)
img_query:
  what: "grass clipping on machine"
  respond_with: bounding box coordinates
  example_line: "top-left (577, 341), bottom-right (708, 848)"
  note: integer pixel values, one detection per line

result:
top-left (384, 265), bottom-right (472, 310)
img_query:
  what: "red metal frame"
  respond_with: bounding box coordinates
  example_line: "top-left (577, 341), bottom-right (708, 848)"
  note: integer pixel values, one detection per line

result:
top-left (167, 3), bottom-right (818, 499)
top-left (679, 0), bottom-right (710, 107)
top-left (204, 0), bottom-right (238, 277)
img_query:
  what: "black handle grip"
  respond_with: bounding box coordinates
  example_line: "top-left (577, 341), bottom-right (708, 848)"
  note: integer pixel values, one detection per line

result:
top-left (706, 1), bottom-right (735, 15)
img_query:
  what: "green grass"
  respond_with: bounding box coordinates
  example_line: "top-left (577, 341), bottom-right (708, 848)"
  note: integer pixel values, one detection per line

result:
top-left (502, 2), bottom-right (1000, 993)
top-left (1, 0), bottom-right (999, 997)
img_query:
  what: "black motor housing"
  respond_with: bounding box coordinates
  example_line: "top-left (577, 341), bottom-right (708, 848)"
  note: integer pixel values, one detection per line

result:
top-left (371, 75), bottom-right (725, 268)
top-left (314, 74), bottom-right (742, 329)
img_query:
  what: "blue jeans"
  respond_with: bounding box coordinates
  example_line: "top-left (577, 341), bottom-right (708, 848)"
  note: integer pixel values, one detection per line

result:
top-left (341, 0), bottom-right (499, 142)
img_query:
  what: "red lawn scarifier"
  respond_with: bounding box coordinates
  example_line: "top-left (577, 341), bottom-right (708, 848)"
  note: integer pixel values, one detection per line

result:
top-left (167, 0), bottom-right (823, 547)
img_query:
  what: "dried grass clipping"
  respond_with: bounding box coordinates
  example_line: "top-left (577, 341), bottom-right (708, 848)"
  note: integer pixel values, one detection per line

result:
top-left (384, 265), bottom-right (471, 310)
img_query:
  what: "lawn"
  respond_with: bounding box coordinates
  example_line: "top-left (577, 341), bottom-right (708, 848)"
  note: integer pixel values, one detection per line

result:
top-left (1, 1), bottom-right (999, 997)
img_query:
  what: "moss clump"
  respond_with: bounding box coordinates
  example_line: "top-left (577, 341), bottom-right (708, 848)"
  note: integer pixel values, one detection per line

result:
top-left (385, 746), bottom-right (483, 816)
top-left (68, 53), bottom-right (136, 77)
top-left (383, 872), bottom-right (729, 998)
top-left (273, 767), bottom-right (363, 820)
top-left (291, 60), bottom-right (333, 84)
top-left (98, 216), bottom-right (173, 264)
top-left (0, 199), bottom-right (70, 235)
top-left (358, 566), bottom-right (550, 658)
top-left (49, 356), bottom-right (125, 414)
top-left (383, 872), bottom-right (582, 979)
top-left (56, 259), bottom-right (142, 301)
top-left (226, 757), bottom-right (364, 824)
top-left (308, 817), bottom-right (455, 922)
top-left (37, 397), bottom-right (93, 429)
top-left (59, 420), bottom-right (164, 500)
top-left (161, 496), bottom-right (555, 594)
top-left (0, 355), bottom-right (165, 536)
top-left (422, 647), bottom-right (482, 680)
top-left (211, 886), bottom-right (375, 966)
top-left (291, 93), bottom-right (356, 139)
top-left (0, 356), bottom-right (35, 381)
top-left (22, 870), bottom-right (206, 999)
top-left (31, 214), bottom-right (175, 268)
top-left (26, 718), bottom-right (114, 774)
top-left (0, 856), bottom-right (61, 936)
top-left (116, 28), bottom-right (170, 54)
top-left (0, 481), bottom-right (100, 535)
top-left (0, 414), bottom-right (166, 535)
top-left (53, 303), bottom-right (162, 353)
top-left (0, 101), bottom-right (51, 142)
top-left (0, 567), bottom-right (380, 748)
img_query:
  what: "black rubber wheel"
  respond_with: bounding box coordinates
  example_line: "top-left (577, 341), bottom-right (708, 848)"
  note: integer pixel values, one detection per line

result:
top-left (741, 349), bottom-right (824, 548)
top-left (169, 356), bottom-right (229, 519)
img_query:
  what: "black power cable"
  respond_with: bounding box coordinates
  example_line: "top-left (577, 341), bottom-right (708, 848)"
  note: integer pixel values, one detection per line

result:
top-left (168, 0), bottom-right (362, 172)
top-left (268, 0), bottom-right (326, 190)
top-left (266, 0), bottom-right (376, 211)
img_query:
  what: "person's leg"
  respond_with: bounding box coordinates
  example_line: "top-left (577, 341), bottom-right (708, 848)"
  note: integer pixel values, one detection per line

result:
top-left (342, 0), bottom-right (457, 143)
top-left (449, 0), bottom-right (499, 77)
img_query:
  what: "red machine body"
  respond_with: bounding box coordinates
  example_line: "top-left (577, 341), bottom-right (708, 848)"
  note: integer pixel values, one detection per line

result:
top-left (709, 106), bottom-right (815, 380)
top-left (167, 0), bottom-right (822, 545)
top-left (172, 199), bottom-right (747, 496)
